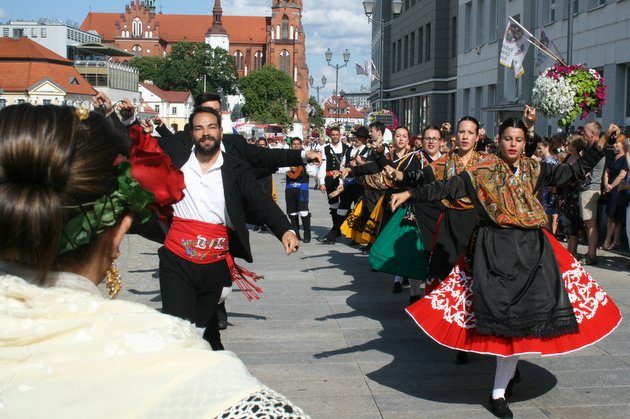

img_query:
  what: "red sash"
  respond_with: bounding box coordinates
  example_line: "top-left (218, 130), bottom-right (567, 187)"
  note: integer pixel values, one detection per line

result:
top-left (164, 217), bottom-right (263, 301)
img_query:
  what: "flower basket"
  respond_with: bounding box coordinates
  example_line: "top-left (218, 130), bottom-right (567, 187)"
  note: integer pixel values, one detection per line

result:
top-left (532, 63), bottom-right (606, 127)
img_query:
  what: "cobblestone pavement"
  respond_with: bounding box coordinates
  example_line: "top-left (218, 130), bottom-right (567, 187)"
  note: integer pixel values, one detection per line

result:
top-left (113, 175), bottom-right (630, 418)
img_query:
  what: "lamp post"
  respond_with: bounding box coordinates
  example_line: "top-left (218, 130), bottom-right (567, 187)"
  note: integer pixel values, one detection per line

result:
top-left (325, 48), bottom-right (350, 123)
top-left (362, 0), bottom-right (403, 110)
top-left (309, 74), bottom-right (327, 104)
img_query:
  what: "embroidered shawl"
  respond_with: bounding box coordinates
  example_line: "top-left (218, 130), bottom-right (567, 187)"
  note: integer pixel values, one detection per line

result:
top-left (430, 150), bottom-right (485, 210)
top-left (466, 154), bottom-right (548, 228)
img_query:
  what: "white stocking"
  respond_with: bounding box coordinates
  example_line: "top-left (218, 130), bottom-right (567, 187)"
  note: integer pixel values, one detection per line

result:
top-left (492, 355), bottom-right (519, 399)
top-left (394, 275), bottom-right (404, 284)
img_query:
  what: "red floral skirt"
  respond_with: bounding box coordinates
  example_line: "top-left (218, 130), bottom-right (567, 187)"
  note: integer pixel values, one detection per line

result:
top-left (406, 230), bottom-right (622, 357)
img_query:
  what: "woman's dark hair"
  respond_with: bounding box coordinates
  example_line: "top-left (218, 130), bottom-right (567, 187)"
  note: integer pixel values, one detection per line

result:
top-left (0, 104), bottom-right (121, 282)
top-left (498, 117), bottom-right (528, 137)
top-left (457, 116), bottom-right (480, 134)
top-left (394, 126), bottom-right (410, 136)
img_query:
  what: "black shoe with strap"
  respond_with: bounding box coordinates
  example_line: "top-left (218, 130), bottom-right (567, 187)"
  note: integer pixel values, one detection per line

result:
top-left (488, 397), bottom-right (513, 419)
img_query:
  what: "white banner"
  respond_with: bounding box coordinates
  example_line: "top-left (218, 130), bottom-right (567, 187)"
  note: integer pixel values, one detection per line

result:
top-left (535, 28), bottom-right (554, 74)
top-left (499, 18), bottom-right (532, 78)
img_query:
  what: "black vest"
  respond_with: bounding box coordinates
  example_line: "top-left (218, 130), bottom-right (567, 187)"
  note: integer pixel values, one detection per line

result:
top-left (324, 143), bottom-right (349, 171)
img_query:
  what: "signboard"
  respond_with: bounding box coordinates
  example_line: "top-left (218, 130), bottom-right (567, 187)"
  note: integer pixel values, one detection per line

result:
top-left (372, 113), bottom-right (394, 127)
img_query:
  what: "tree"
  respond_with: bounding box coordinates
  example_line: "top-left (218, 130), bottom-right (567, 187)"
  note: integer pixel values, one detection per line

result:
top-left (130, 56), bottom-right (166, 85)
top-left (163, 42), bottom-right (238, 96)
top-left (230, 102), bottom-right (244, 121)
top-left (239, 65), bottom-right (297, 126)
top-left (131, 43), bottom-right (238, 96)
top-left (308, 96), bottom-right (325, 128)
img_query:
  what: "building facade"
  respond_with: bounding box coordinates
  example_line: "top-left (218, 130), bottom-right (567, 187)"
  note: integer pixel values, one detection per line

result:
top-left (138, 81), bottom-right (194, 130)
top-left (457, 0), bottom-right (630, 137)
top-left (0, 19), bottom-right (101, 59)
top-left (80, 0), bottom-right (310, 131)
top-left (370, 0), bottom-right (458, 135)
top-left (343, 88), bottom-right (371, 110)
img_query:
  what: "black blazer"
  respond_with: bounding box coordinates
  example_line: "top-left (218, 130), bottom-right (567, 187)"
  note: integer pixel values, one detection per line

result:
top-left (156, 128), bottom-right (304, 176)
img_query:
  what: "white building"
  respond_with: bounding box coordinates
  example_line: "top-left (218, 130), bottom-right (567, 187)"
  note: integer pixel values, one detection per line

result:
top-left (138, 81), bottom-right (194, 131)
top-left (0, 19), bottom-right (101, 59)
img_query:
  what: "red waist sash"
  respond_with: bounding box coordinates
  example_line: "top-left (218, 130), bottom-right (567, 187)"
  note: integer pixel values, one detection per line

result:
top-left (164, 217), bottom-right (263, 301)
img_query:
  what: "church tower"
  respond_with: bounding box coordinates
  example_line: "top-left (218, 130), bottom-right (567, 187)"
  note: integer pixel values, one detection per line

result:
top-left (269, 0), bottom-right (309, 128)
top-left (205, 0), bottom-right (229, 51)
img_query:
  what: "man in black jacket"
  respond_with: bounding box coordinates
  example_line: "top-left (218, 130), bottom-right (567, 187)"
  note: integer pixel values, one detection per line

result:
top-left (158, 106), bottom-right (299, 350)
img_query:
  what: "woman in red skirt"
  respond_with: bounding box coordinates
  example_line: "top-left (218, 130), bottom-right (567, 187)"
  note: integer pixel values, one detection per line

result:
top-left (390, 118), bottom-right (623, 418)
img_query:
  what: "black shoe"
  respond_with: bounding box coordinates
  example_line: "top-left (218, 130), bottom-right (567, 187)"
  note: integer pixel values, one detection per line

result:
top-left (505, 368), bottom-right (521, 398)
top-left (488, 396), bottom-right (513, 419)
top-left (580, 255), bottom-right (598, 265)
top-left (218, 320), bottom-right (228, 330)
top-left (402, 277), bottom-right (409, 286)
top-left (317, 234), bottom-right (336, 244)
top-left (409, 295), bottom-right (422, 305)
top-left (454, 350), bottom-right (469, 365)
top-left (392, 282), bottom-right (403, 293)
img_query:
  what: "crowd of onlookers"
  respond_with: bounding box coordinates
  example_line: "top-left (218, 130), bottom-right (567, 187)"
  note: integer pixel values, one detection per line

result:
top-left (253, 119), bottom-right (630, 265)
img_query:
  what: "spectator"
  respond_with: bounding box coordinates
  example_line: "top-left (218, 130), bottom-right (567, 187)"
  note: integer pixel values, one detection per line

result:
top-left (558, 135), bottom-right (588, 256)
top-left (536, 137), bottom-right (560, 234)
top-left (602, 134), bottom-right (629, 250)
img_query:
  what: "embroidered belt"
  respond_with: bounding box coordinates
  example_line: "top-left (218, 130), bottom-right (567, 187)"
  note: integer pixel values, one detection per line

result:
top-left (164, 217), bottom-right (263, 301)
top-left (286, 182), bottom-right (309, 189)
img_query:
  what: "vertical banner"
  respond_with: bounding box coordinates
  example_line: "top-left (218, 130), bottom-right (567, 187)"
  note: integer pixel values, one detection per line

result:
top-left (499, 18), bottom-right (531, 78)
top-left (535, 28), bottom-right (553, 74)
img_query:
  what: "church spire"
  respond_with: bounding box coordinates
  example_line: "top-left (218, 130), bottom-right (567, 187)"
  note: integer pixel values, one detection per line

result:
top-left (206, 0), bottom-right (227, 35)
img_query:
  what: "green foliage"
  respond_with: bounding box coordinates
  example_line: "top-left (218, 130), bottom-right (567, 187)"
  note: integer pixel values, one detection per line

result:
top-left (308, 96), bottom-right (325, 129)
top-left (130, 56), bottom-right (166, 85)
top-left (130, 43), bottom-right (238, 96)
top-left (231, 102), bottom-right (244, 121)
top-left (239, 65), bottom-right (297, 126)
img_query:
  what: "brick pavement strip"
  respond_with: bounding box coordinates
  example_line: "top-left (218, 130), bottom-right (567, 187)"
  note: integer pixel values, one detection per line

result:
top-left (114, 176), bottom-right (630, 418)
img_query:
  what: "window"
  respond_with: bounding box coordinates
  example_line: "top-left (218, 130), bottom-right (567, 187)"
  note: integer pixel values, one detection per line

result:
top-left (397, 39), bottom-right (402, 71)
top-left (488, 0), bottom-right (498, 42)
top-left (464, 2), bottom-right (472, 50)
top-left (588, 0), bottom-right (605, 9)
top-left (410, 32), bottom-right (415, 65)
top-left (41, 28), bottom-right (47, 38)
top-left (17, 99), bottom-right (26, 104)
top-left (69, 77), bottom-right (79, 85)
top-left (281, 15), bottom-right (289, 39)
top-left (43, 99), bottom-right (51, 105)
top-left (404, 35), bottom-right (409, 69)
top-left (0, 99), bottom-right (6, 108)
top-left (171, 106), bottom-right (177, 115)
top-left (451, 17), bottom-right (457, 57)
top-left (31, 28), bottom-right (37, 38)
top-left (543, 0), bottom-right (557, 24)
top-left (418, 27), bottom-right (423, 63)
top-left (132, 17), bottom-right (142, 38)
top-left (463, 89), bottom-right (470, 115)
top-left (253, 51), bottom-right (263, 70)
top-left (234, 50), bottom-right (244, 70)
top-left (391, 42), bottom-right (396, 71)
top-left (132, 44), bottom-right (142, 56)
top-left (13, 28), bottom-right (23, 38)
top-left (425, 23), bottom-right (431, 61)
top-left (476, 0), bottom-right (485, 45)
top-left (280, 50), bottom-right (290, 74)
top-left (155, 105), bottom-right (160, 114)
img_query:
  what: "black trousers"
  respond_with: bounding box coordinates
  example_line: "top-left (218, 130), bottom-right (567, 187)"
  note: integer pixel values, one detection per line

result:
top-left (158, 246), bottom-right (231, 350)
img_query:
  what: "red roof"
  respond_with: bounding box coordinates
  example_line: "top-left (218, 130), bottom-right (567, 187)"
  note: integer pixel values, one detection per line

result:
top-left (81, 13), bottom-right (269, 44)
top-left (324, 96), bottom-right (365, 119)
top-left (0, 38), bottom-right (96, 95)
top-left (140, 82), bottom-right (191, 103)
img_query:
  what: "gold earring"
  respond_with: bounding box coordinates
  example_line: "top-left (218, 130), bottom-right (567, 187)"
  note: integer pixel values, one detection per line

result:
top-left (105, 254), bottom-right (122, 299)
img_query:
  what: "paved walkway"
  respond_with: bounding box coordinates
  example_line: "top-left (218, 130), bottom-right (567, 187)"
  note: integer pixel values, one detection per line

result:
top-left (114, 175), bottom-right (630, 418)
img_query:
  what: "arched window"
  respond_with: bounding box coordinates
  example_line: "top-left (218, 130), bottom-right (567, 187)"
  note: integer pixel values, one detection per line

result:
top-left (132, 17), bottom-right (142, 38)
top-left (275, 25), bottom-right (280, 40)
top-left (234, 50), bottom-right (244, 70)
top-left (289, 26), bottom-right (294, 40)
top-left (132, 44), bottom-right (142, 56)
top-left (253, 51), bottom-right (263, 70)
top-left (281, 15), bottom-right (289, 39)
top-left (280, 50), bottom-right (290, 74)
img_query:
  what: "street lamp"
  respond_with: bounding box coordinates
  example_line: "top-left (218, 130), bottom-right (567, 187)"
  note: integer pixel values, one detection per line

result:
top-left (363, 1), bottom-right (403, 110)
top-left (325, 48), bottom-right (350, 123)
top-left (309, 74), bottom-right (326, 104)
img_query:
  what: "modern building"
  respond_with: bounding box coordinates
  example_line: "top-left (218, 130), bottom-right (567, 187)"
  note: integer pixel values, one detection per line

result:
top-left (80, 0), bottom-right (310, 133)
top-left (368, 0), bottom-right (458, 134)
top-left (0, 37), bottom-right (96, 109)
top-left (138, 81), bottom-right (194, 130)
top-left (0, 19), bottom-right (102, 59)
top-left (342, 87), bottom-right (371, 110)
top-left (456, 0), bottom-right (630, 136)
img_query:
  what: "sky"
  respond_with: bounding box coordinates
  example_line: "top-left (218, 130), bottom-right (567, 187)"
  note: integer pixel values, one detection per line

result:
top-left (0, 0), bottom-right (372, 102)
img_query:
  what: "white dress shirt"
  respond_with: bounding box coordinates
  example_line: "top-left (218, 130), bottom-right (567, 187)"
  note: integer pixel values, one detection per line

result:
top-left (173, 148), bottom-right (232, 227)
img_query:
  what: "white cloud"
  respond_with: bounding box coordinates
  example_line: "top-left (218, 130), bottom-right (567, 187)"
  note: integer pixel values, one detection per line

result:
top-left (0, 8), bottom-right (5, 19)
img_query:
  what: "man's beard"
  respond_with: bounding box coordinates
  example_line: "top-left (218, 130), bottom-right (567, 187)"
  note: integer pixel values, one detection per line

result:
top-left (194, 135), bottom-right (221, 156)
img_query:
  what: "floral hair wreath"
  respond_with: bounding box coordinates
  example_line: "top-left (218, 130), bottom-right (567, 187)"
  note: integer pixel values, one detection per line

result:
top-left (58, 112), bottom-right (185, 255)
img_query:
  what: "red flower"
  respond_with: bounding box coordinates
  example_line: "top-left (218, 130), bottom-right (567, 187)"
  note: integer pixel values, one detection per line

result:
top-left (128, 124), bottom-right (185, 208)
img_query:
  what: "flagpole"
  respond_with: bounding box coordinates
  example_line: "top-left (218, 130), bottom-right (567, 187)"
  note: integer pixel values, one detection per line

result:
top-left (508, 16), bottom-right (567, 66)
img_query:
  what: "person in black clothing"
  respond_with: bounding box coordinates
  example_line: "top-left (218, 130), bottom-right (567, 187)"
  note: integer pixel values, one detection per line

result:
top-left (157, 107), bottom-right (299, 350)
top-left (317, 126), bottom-right (351, 244)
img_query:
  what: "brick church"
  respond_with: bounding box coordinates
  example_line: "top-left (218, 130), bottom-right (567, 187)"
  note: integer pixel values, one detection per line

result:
top-left (81, 0), bottom-right (310, 128)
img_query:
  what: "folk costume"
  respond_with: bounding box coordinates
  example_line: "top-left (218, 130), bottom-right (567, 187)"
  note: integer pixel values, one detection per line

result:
top-left (282, 161), bottom-right (312, 242)
top-left (317, 141), bottom-right (351, 243)
top-left (403, 147), bottom-right (621, 399)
